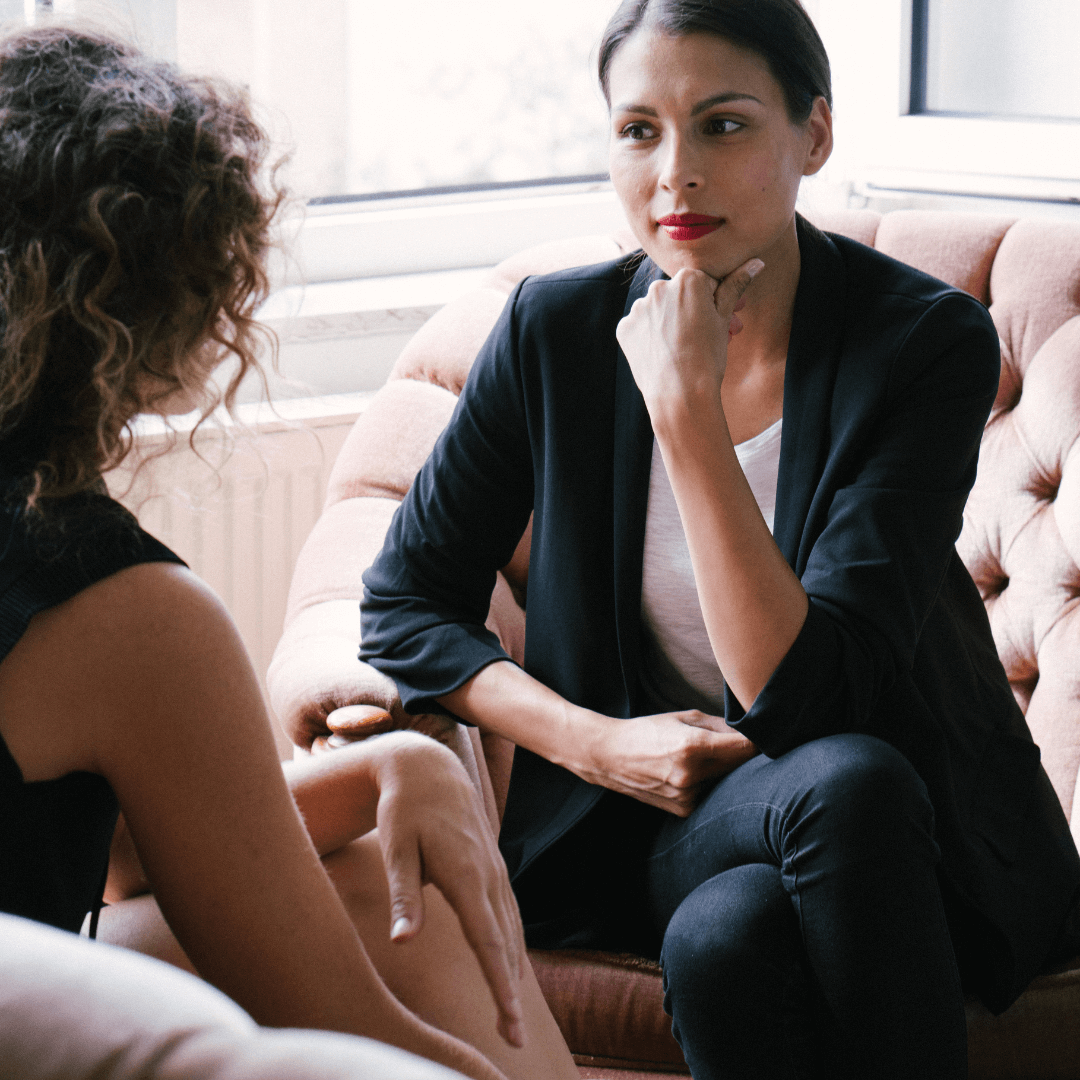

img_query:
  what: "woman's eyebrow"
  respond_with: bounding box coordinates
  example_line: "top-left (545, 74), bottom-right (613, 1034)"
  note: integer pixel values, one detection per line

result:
top-left (612, 91), bottom-right (763, 117)
top-left (691, 92), bottom-right (762, 115)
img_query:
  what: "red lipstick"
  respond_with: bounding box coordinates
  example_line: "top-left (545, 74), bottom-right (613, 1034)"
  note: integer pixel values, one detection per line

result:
top-left (657, 213), bottom-right (723, 241)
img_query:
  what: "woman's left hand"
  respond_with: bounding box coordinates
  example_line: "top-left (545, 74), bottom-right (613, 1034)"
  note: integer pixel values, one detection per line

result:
top-left (371, 733), bottom-right (527, 1049)
top-left (615, 258), bottom-right (763, 415)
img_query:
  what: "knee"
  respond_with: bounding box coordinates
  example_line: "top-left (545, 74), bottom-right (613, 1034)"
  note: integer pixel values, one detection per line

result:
top-left (661, 864), bottom-right (796, 998)
top-left (795, 735), bottom-right (935, 843)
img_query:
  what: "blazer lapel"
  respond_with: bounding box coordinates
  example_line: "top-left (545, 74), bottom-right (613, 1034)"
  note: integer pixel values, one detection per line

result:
top-left (612, 257), bottom-right (663, 715)
top-left (774, 215), bottom-right (848, 575)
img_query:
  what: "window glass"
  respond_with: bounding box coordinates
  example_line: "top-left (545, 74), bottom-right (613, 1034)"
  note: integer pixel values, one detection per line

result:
top-left (2, 0), bottom-right (619, 200)
top-left (176, 0), bottom-right (618, 201)
top-left (918, 0), bottom-right (1080, 121)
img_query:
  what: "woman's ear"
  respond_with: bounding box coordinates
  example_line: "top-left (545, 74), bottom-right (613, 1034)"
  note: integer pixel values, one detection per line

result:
top-left (802, 96), bottom-right (834, 177)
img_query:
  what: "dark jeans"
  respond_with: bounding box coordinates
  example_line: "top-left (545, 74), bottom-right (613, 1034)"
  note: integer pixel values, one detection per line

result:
top-left (645, 734), bottom-right (968, 1080)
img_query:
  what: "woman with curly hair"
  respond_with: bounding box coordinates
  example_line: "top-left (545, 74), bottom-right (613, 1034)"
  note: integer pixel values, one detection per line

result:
top-left (0, 23), bottom-right (576, 1080)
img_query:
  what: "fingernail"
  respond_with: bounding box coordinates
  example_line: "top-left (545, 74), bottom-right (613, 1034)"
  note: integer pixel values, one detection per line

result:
top-left (391, 917), bottom-right (411, 939)
top-left (747, 259), bottom-right (765, 279)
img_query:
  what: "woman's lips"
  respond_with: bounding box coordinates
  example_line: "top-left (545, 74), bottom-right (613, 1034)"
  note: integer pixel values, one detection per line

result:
top-left (656, 213), bottom-right (723, 241)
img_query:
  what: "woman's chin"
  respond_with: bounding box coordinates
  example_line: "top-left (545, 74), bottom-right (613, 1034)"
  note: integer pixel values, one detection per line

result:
top-left (647, 248), bottom-right (739, 283)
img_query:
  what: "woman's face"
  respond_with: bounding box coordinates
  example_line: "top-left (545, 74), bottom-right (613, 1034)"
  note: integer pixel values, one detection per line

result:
top-left (607, 29), bottom-right (832, 281)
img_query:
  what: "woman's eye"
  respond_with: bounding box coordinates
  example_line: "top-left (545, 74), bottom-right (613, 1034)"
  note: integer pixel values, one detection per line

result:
top-left (619, 121), bottom-right (654, 140)
top-left (706, 117), bottom-right (743, 135)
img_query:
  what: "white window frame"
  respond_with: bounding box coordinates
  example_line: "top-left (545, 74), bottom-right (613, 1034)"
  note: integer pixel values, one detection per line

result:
top-left (277, 178), bottom-right (630, 287)
top-left (818, 0), bottom-right (1080, 205)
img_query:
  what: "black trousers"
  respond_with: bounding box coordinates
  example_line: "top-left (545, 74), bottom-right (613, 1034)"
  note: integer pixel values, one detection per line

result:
top-left (644, 734), bottom-right (967, 1080)
top-left (517, 733), bottom-right (969, 1079)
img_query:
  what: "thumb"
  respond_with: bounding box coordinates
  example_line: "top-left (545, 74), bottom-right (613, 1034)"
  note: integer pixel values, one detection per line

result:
top-left (713, 257), bottom-right (765, 317)
top-left (383, 840), bottom-right (426, 942)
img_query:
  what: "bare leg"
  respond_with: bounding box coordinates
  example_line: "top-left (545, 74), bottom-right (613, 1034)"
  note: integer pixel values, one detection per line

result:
top-left (321, 834), bottom-right (578, 1080)
top-left (98, 833), bottom-right (578, 1080)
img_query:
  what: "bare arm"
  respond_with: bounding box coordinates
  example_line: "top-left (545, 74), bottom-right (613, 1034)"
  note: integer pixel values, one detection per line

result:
top-left (0, 563), bottom-right (507, 1080)
top-left (285, 732), bottom-right (527, 1049)
top-left (440, 659), bottom-right (756, 817)
top-left (616, 260), bottom-right (809, 712)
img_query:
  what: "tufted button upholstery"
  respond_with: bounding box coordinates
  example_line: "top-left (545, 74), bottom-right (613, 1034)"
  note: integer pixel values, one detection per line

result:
top-left (276, 209), bottom-right (1080, 1077)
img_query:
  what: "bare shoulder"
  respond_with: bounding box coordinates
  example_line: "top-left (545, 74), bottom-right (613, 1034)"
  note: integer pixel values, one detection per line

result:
top-left (0, 561), bottom-right (259, 783)
top-left (40, 559), bottom-right (230, 637)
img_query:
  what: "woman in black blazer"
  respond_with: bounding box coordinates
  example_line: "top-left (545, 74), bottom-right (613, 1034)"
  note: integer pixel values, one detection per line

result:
top-left (362, 2), bottom-right (1080, 1076)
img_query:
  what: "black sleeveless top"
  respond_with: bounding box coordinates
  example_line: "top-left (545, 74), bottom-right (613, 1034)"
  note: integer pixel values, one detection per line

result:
top-left (0, 483), bottom-right (185, 933)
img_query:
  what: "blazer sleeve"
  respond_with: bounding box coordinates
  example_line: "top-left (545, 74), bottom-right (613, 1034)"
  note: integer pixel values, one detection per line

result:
top-left (360, 282), bottom-right (535, 715)
top-left (726, 290), bottom-right (1001, 755)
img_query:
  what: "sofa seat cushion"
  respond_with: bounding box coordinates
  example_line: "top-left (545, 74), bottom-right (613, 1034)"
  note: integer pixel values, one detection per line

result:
top-left (532, 948), bottom-right (1080, 1078)
top-left (529, 949), bottom-right (688, 1074)
top-left (966, 954), bottom-right (1080, 1078)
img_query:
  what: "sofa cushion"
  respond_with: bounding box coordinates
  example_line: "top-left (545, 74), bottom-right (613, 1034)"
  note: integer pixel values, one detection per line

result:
top-left (873, 210), bottom-right (1015, 304)
top-left (528, 949), bottom-right (687, 1074)
top-left (0, 912), bottom-right (464, 1080)
top-left (326, 379), bottom-right (459, 504)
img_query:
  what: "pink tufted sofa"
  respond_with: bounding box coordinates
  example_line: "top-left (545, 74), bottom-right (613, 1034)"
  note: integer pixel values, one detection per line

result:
top-left (270, 208), bottom-right (1080, 1078)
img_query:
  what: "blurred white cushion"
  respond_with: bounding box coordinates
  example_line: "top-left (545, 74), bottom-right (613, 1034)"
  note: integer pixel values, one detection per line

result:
top-left (0, 913), bottom-right (463, 1080)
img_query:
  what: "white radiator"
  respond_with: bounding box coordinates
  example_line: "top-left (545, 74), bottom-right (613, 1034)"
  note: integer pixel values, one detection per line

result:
top-left (106, 393), bottom-right (371, 758)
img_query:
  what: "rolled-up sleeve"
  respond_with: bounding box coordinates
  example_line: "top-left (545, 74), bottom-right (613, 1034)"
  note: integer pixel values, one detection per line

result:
top-left (360, 283), bottom-right (535, 715)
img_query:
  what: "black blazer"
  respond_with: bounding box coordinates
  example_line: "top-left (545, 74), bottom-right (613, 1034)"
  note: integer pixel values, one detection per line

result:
top-left (363, 216), bottom-right (1080, 1012)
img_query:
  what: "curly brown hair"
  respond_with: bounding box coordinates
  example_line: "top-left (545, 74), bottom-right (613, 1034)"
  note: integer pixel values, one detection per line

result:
top-left (0, 24), bottom-right (283, 510)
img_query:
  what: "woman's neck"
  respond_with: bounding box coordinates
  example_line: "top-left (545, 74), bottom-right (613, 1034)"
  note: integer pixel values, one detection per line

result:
top-left (720, 217), bottom-right (801, 443)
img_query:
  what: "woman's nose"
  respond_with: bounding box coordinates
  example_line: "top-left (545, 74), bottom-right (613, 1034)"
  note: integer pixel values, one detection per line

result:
top-left (658, 134), bottom-right (705, 191)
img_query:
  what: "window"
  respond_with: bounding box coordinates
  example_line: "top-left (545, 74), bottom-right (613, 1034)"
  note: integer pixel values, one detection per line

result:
top-left (815, 0), bottom-right (1080, 205)
top-left (6, 0), bottom-right (632, 281)
top-left (175, 0), bottom-right (618, 204)
top-left (911, 0), bottom-right (1080, 121)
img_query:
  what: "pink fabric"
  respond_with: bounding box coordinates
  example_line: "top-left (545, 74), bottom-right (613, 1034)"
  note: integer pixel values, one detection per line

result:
top-left (874, 210), bottom-right (1015, 304)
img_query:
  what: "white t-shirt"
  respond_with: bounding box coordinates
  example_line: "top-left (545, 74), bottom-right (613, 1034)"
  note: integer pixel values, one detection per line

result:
top-left (639, 418), bottom-right (783, 714)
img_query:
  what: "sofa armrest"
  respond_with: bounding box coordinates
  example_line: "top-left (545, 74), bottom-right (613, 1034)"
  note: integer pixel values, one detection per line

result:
top-left (268, 598), bottom-right (501, 832)
top-left (268, 599), bottom-right (399, 750)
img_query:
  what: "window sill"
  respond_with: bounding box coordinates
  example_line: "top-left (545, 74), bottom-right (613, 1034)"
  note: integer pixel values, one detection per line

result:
top-left (273, 181), bottom-right (627, 285)
top-left (855, 169), bottom-right (1080, 207)
top-left (130, 391), bottom-right (375, 442)
top-left (258, 266), bottom-right (493, 344)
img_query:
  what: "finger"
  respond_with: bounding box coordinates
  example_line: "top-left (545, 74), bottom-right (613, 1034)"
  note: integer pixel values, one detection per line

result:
top-left (713, 257), bottom-right (765, 317)
top-left (494, 862), bottom-right (526, 985)
top-left (313, 731), bottom-right (369, 754)
top-left (381, 839), bottom-right (426, 942)
top-left (326, 704), bottom-right (395, 737)
top-left (441, 871), bottom-right (524, 1047)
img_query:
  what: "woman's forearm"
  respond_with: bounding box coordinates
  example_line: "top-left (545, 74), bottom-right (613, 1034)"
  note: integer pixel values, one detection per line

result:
top-left (439, 661), bottom-right (604, 778)
top-left (284, 738), bottom-right (383, 855)
top-left (439, 661), bottom-right (758, 817)
top-left (652, 385), bottom-right (808, 712)
top-left (617, 263), bottom-right (808, 714)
